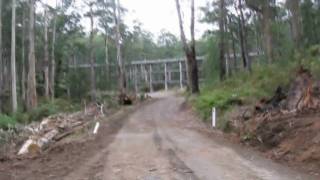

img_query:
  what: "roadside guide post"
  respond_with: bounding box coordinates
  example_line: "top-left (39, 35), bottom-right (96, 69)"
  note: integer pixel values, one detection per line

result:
top-left (212, 107), bottom-right (216, 128)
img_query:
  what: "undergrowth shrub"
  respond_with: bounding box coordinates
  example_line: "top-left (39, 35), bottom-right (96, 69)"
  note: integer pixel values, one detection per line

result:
top-left (14, 99), bottom-right (80, 124)
top-left (0, 114), bottom-right (17, 130)
top-left (192, 62), bottom-right (297, 131)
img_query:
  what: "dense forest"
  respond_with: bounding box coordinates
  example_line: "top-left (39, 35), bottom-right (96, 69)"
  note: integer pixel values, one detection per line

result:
top-left (0, 0), bottom-right (188, 115)
top-left (2, 0), bottom-right (320, 178)
top-left (0, 0), bottom-right (320, 125)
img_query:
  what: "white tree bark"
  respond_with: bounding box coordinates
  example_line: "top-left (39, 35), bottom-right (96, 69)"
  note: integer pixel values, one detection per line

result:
top-left (27, 0), bottom-right (38, 110)
top-left (50, 0), bottom-right (58, 100)
top-left (50, 13), bottom-right (56, 99)
top-left (21, 8), bottom-right (26, 104)
top-left (11, 0), bottom-right (18, 112)
top-left (105, 36), bottom-right (109, 77)
top-left (114, 0), bottom-right (126, 95)
top-left (89, 3), bottom-right (97, 101)
top-left (0, 0), bottom-right (3, 112)
top-left (44, 6), bottom-right (50, 99)
top-left (175, 0), bottom-right (199, 93)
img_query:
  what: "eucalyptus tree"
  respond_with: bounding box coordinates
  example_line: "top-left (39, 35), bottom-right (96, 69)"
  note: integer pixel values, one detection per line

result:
top-left (85, 1), bottom-right (97, 101)
top-left (157, 30), bottom-right (182, 58)
top-left (0, 0), bottom-right (3, 112)
top-left (43, 4), bottom-right (50, 99)
top-left (301, 0), bottom-right (320, 47)
top-left (27, 0), bottom-right (37, 110)
top-left (236, 0), bottom-right (251, 72)
top-left (286, 0), bottom-right (302, 50)
top-left (113, 0), bottom-right (127, 96)
top-left (218, 0), bottom-right (227, 80)
top-left (21, 1), bottom-right (27, 105)
top-left (246, 0), bottom-right (274, 63)
top-left (11, 0), bottom-right (18, 112)
top-left (50, 0), bottom-right (58, 100)
top-left (201, 0), bottom-right (239, 78)
top-left (175, 0), bottom-right (199, 93)
top-left (97, 0), bottom-right (114, 80)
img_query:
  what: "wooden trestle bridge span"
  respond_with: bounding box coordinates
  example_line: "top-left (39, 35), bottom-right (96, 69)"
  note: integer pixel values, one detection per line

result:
top-left (127, 57), bottom-right (205, 92)
top-left (69, 57), bottom-right (205, 93)
top-left (69, 52), bottom-right (262, 92)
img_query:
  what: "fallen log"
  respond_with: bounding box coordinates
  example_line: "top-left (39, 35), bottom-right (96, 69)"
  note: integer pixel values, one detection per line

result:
top-left (17, 104), bottom-right (103, 156)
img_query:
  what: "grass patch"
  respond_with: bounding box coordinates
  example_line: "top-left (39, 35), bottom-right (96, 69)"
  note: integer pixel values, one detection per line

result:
top-left (0, 114), bottom-right (17, 130)
top-left (23, 99), bottom-right (80, 123)
top-left (8, 99), bottom-right (81, 126)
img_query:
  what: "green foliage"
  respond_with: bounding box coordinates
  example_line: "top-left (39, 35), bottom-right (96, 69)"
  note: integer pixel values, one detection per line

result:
top-left (301, 45), bottom-right (320, 79)
top-left (14, 99), bottom-right (80, 124)
top-left (241, 132), bottom-right (254, 141)
top-left (27, 103), bottom-right (59, 123)
top-left (192, 62), bottom-right (297, 131)
top-left (0, 114), bottom-right (17, 130)
top-left (202, 35), bottom-right (220, 84)
top-left (301, 0), bottom-right (320, 47)
top-left (272, 21), bottom-right (295, 61)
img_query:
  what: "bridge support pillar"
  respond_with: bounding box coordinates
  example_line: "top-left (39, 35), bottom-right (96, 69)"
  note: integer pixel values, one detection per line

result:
top-left (143, 65), bottom-right (148, 86)
top-left (179, 61), bottom-right (183, 89)
top-left (185, 61), bottom-right (189, 88)
top-left (164, 63), bottom-right (168, 91)
top-left (149, 64), bottom-right (153, 92)
top-left (134, 65), bottom-right (138, 93)
top-left (129, 68), bottom-right (133, 82)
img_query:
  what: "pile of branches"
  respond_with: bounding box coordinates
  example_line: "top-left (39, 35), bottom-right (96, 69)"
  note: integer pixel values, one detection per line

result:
top-left (17, 103), bottom-right (105, 156)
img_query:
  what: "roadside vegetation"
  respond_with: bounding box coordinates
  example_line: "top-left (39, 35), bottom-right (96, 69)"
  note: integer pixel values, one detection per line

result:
top-left (193, 62), bottom-right (293, 127)
top-left (193, 45), bottom-right (320, 130)
top-left (0, 99), bottom-right (80, 130)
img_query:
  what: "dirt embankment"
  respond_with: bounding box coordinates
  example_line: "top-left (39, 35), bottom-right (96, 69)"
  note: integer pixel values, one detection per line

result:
top-left (231, 67), bottom-right (320, 175)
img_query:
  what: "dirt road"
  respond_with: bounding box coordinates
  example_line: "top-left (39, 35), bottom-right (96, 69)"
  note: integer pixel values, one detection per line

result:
top-left (2, 93), bottom-right (317, 180)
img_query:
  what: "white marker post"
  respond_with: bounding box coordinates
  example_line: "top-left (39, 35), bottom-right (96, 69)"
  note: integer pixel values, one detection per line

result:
top-left (93, 122), bottom-right (100, 135)
top-left (212, 107), bottom-right (216, 128)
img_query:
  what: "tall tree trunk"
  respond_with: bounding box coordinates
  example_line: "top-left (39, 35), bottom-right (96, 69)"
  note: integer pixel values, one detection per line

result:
top-left (262, 2), bottom-right (274, 63)
top-left (254, 13), bottom-right (263, 55)
top-left (11, 0), bottom-right (18, 112)
top-left (219, 0), bottom-right (226, 80)
top-left (0, 0), bottom-right (3, 113)
top-left (21, 7), bottom-right (26, 106)
top-left (89, 3), bottom-right (97, 101)
top-left (50, 1), bottom-right (57, 100)
top-left (27, 0), bottom-right (38, 110)
top-left (238, 0), bottom-right (251, 72)
top-left (101, 1), bottom-right (110, 89)
top-left (189, 0), bottom-right (199, 93)
top-left (287, 0), bottom-right (302, 50)
top-left (105, 35), bottom-right (110, 85)
top-left (246, 0), bottom-right (274, 63)
top-left (175, 0), bottom-right (199, 93)
top-left (225, 17), bottom-right (231, 76)
top-left (175, 0), bottom-right (189, 89)
top-left (228, 13), bottom-right (238, 72)
top-left (231, 33), bottom-right (238, 72)
top-left (114, 0), bottom-right (126, 95)
top-left (44, 7), bottom-right (50, 99)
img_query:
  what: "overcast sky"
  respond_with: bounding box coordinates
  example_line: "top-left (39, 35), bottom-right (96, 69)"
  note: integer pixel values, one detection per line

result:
top-left (121, 0), bottom-right (210, 38)
top-left (46, 0), bottom-right (211, 39)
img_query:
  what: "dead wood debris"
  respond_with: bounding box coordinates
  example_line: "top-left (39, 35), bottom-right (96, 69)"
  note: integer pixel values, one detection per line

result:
top-left (234, 67), bottom-right (320, 146)
top-left (250, 67), bottom-right (320, 117)
top-left (228, 67), bottom-right (320, 173)
top-left (118, 93), bottom-right (133, 105)
top-left (17, 103), bottom-right (105, 156)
